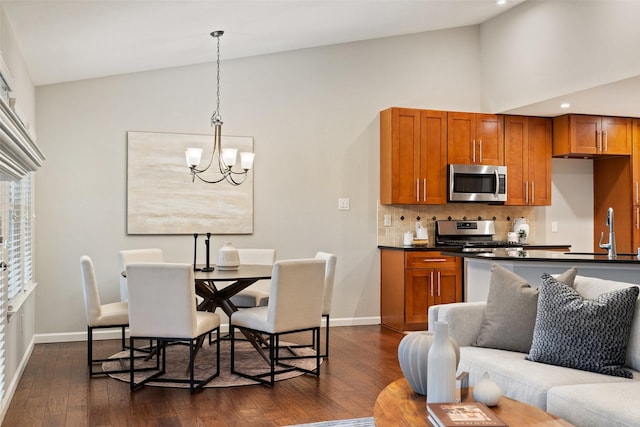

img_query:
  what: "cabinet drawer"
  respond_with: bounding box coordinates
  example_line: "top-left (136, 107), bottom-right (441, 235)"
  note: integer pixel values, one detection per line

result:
top-left (405, 252), bottom-right (458, 269)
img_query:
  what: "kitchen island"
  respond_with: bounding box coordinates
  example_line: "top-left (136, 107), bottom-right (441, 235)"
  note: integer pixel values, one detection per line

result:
top-left (445, 249), bottom-right (640, 302)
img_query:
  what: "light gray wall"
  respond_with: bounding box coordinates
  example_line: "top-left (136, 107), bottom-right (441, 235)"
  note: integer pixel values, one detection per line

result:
top-left (35, 26), bottom-right (486, 336)
top-left (480, 0), bottom-right (640, 113)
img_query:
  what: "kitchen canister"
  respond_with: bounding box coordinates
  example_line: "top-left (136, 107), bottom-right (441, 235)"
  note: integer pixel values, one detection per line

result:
top-left (426, 321), bottom-right (457, 403)
top-left (403, 231), bottom-right (414, 245)
top-left (217, 242), bottom-right (240, 270)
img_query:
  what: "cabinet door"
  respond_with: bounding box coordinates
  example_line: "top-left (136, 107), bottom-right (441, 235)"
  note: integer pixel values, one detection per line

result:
top-left (405, 269), bottom-right (431, 327)
top-left (633, 119), bottom-right (640, 206)
top-left (593, 156), bottom-right (633, 253)
top-left (380, 108), bottom-right (421, 204)
top-left (447, 112), bottom-right (475, 165)
top-left (476, 114), bottom-right (504, 165)
top-left (432, 267), bottom-right (459, 305)
top-left (527, 117), bottom-right (552, 206)
top-left (504, 116), bottom-right (528, 206)
top-left (602, 116), bottom-right (632, 155)
top-left (420, 110), bottom-right (448, 204)
top-left (570, 115), bottom-right (600, 155)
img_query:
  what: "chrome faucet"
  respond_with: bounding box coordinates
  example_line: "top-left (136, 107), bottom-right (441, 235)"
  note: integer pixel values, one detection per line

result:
top-left (599, 207), bottom-right (617, 259)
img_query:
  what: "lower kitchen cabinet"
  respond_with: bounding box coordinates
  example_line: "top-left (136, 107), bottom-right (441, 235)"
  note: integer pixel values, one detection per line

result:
top-left (380, 249), bottom-right (462, 332)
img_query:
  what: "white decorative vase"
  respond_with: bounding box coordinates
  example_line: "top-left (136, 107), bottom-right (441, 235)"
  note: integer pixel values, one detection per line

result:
top-left (472, 372), bottom-right (503, 407)
top-left (426, 322), bottom-right (457, 403)
top-left (398, 332), bottom-right (434, 395)
top-left (217, 242), bottom-right (240, 270)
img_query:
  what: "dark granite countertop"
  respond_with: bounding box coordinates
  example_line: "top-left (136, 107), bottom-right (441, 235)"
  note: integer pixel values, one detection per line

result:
top-left (442, 249), bottom-right (640, 264)
top-left (377, 244), bottom-right (572, 252)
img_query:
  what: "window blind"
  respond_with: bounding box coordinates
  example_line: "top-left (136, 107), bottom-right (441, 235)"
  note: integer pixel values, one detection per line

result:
top-left (7, 178), bottom-right (21, 301)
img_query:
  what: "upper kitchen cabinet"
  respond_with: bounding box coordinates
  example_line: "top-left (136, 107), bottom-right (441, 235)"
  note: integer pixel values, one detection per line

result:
top-left (447, 112), bottom-right (504, 166)
top-left (632, 119), bottom-right (640, 247)
top-left (553, 114), bottom-right (632, 157)
top-left (504, 116), bottom-right (552, 206)
top-left (380, 108), bottom-right (447, 205)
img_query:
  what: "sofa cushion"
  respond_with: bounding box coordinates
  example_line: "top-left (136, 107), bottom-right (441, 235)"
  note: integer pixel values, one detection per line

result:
top-left (547, 382), bottom-right (640, 427)
top-left (458, 346), bottom-right (638, 410)
top-left (527, 274), bottom-right (639, 378)
top-left (474, 265), bottom-right (576, 353)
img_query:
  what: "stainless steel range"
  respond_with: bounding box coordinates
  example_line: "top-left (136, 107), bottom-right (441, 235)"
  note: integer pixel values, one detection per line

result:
top-left (435, 220), bottom-right (523, 252)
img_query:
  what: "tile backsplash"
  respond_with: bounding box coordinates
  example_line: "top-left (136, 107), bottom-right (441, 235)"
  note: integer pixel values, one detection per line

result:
top-left (377, 202), bottom-right (536, 246)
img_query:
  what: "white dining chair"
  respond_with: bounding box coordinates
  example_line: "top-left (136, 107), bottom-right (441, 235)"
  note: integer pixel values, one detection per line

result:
top-left (316, 251), bottom-right (337, 358)
top-left (279, 251), bottom-right (337, 360)
top-left (229, 258), bottom-right (326, 386)
top-left (80, 255), bottom-right (130, 377)
top-left (117, 248), bottom-right (164, 302)
top-left (229, 248), bottom-right (276, 308)
top-left (126, 262), bottom-right (221, 393)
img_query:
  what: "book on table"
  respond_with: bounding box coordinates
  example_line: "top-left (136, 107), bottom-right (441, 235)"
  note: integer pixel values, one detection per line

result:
top-left (427, 402), bottom-right (508, 427)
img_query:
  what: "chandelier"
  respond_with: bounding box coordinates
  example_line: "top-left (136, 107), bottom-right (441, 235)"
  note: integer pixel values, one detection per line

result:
top-left (185, 30), bottom-right (254, 185)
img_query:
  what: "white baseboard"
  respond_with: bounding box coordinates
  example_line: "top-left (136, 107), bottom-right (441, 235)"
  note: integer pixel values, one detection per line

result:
top-left (34, 316), bottom-right (382, 344)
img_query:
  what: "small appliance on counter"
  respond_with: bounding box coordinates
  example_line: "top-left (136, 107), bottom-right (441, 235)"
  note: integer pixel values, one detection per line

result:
top-left (435, 220), bottom-right (523, 252)
top-left (513, 217), bottom-right (529, 243)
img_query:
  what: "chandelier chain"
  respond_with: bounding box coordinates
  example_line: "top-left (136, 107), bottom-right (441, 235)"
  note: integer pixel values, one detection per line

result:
top-left (211, 33), bottom-right (222, 126)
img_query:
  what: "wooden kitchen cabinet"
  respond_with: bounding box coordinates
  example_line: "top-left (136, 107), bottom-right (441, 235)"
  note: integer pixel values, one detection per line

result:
top-left (594, 156), bottom-right (633, 253)
top-left (553, 114), bottom-right (632, 157)
top-left (632, 119), bottom-right (640, 248)
top-left (380, 249), bottom-right (462, 332)
top-left (504, 116), bottom-right (552, 206)
top-left (380, 108), bottom-right (448, 205)
top-left (447, 112), bottom-right (504, 166)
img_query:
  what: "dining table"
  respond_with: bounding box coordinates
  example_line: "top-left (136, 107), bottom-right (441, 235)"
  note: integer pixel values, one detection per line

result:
top-left (122, 263), bottom-right (274, 363)
top-left (193, 264), bottom-right (273, 362)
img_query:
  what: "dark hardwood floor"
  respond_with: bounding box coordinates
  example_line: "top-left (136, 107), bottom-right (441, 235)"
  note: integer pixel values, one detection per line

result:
top-left (2, 325), bottom-right (405, 427)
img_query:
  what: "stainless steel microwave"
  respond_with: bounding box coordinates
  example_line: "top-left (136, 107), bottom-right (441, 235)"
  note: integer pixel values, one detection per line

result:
top-left (448, 164), bottom-right (507, 203)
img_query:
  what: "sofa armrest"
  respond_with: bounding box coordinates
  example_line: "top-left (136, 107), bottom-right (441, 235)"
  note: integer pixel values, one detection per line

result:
top-left (430, 302), bottom-right (486, 347)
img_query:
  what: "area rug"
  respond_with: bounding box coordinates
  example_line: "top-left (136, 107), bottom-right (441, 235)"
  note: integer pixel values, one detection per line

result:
top-left (283, 418), bottom-right (375, 427)
top-left (103, 339), bottom-right (321, 388)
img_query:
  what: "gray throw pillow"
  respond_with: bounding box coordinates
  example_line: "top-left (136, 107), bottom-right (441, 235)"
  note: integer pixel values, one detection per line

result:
top-left (526, 273), bottom-right (639, 378)
top-left (474, 264), bottom-right (577, 353)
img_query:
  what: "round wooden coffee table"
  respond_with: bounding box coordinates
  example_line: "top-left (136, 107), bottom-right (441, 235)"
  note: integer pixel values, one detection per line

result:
top-left (374, 378), bottom-right (574, 426)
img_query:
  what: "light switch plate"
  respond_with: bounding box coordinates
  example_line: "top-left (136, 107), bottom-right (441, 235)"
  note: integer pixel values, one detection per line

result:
top-left (338, 198), bottom-right (350, 210)
top-left (383, 214), bottom-right (392, 226)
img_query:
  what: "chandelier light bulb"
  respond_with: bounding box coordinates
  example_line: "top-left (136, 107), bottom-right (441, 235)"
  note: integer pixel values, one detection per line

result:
top-left (185, 147), bottom-right (203, 167)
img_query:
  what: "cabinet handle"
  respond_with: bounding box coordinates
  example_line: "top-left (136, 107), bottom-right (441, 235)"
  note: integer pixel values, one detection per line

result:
top-left (423, 178), bottom-right (426, 202)
top-left (416, 179), bottom-right (419, 202)
top-left (525, 181), bottom-right (528, 204)
top-left (636, 208), bottom-right (639, 230)
top-left (479, 140), bottom-right (483, 163)
top-left (430, 272), bottom-right (434, 296)
top-left (636, 181), bottom-right (639, 205)
top-left (531, 181), bottom-right (535, 205)
top-left (437, 271), bottom-right (441, 296)
top-left (472, 139), bottom-right (476, 163)
top-left (603, 130), bottom-right (607, 152)
top-left (596, 130), bottom-right (601, 152)
top-left (424, 258), bottom-right (447, 262)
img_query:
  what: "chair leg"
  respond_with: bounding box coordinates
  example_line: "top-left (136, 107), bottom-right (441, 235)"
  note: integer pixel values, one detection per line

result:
top-left (322, 314), bottom-right (329, 358)
top-left (88, 326), bottom-right (93, 375)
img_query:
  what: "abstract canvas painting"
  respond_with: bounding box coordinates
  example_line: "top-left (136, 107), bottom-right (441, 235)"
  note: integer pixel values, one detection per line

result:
top-left (127, 131), bottom-right (253, 235)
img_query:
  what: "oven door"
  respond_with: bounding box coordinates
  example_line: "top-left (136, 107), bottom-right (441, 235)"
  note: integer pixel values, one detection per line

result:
top-left (448, 164), bottom-right (507, 202)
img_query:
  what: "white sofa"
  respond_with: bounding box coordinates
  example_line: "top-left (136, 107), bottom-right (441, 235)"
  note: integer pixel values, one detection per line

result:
top-left (428, 274), bottom-right (640, 427)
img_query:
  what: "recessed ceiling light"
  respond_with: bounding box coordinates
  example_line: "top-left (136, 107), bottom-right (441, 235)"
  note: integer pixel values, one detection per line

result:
top-left (497, 0), bottom-right (507, 5)
top-left (560, 102), bottom-right (570, 109)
